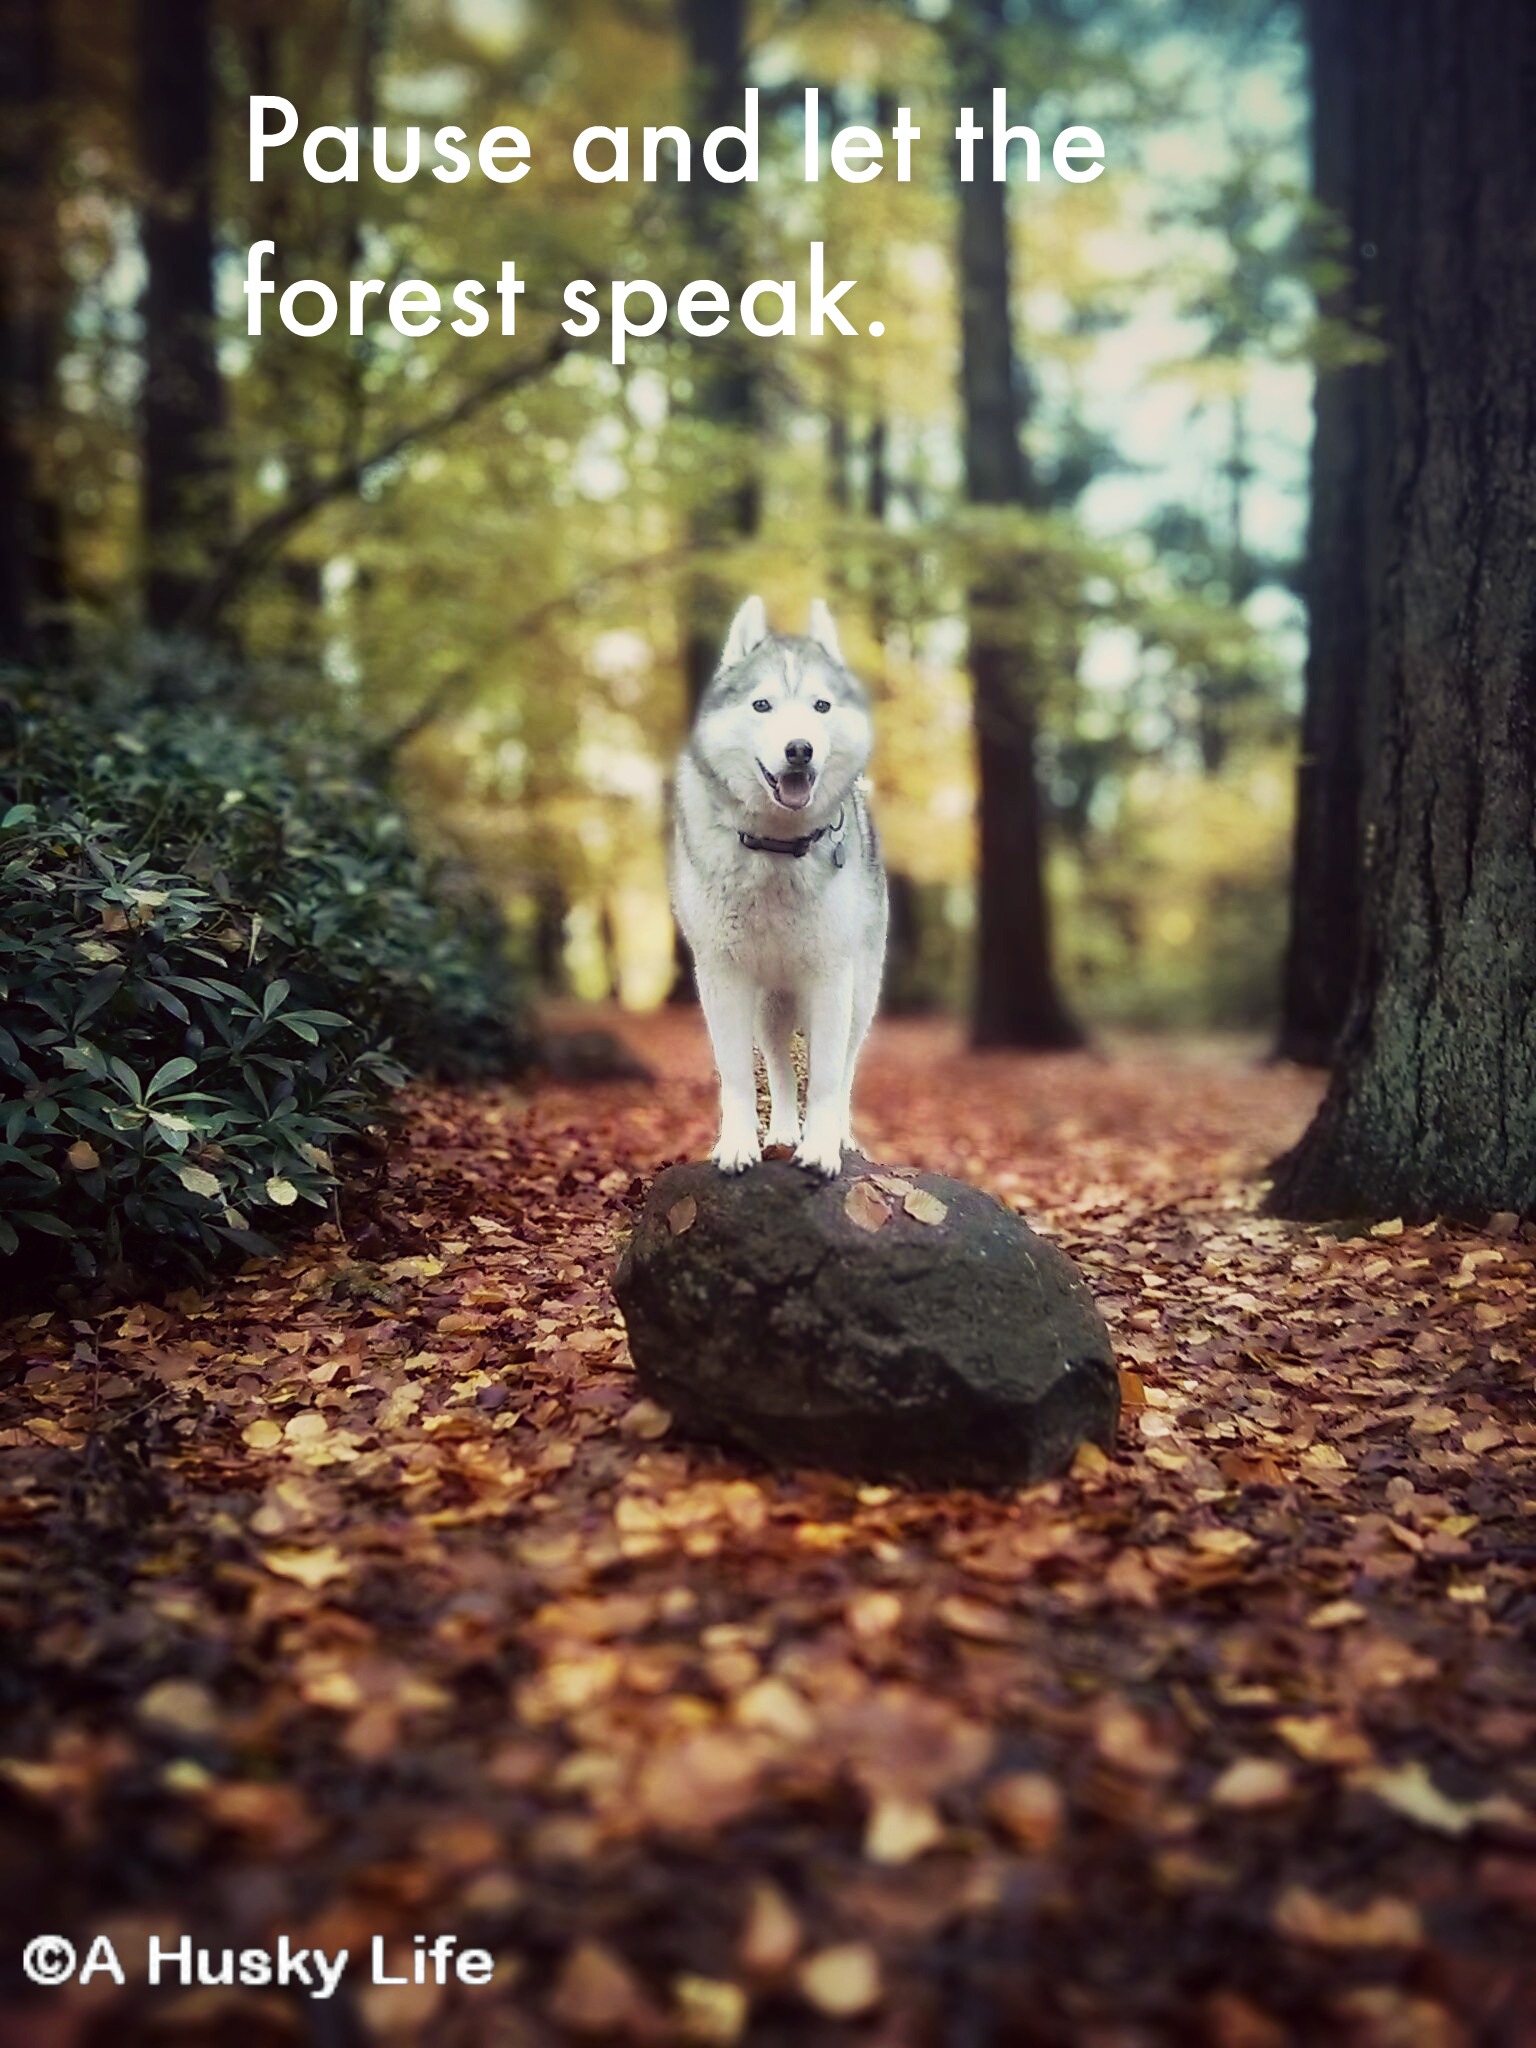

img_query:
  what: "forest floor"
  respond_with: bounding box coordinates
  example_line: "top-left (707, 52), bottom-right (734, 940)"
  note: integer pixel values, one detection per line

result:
top-left (2, 1011), bottom-right (1535, 2048)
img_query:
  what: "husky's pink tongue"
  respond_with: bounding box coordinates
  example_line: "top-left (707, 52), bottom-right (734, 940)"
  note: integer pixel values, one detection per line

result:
top-left (775, 771), bottom-right (814, 811)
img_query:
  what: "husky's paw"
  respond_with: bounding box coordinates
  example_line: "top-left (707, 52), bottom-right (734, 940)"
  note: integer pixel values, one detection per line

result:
top-left (793, 1118), bottom-right (845, 1180)
top-left (711, 1130), bottom-right (762, 1174)
top-left (763, 1120), bottom-right (802, 1150)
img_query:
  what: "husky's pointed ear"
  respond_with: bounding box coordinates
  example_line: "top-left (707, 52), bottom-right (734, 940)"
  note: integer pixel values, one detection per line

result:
top-left (721, 595), bottom-right (768, 669)
top-left (807, 597), bottom-right (842, 664)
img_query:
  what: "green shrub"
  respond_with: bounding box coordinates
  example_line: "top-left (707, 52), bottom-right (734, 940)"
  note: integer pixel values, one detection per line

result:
top-left (1, 685), bottom-right (528, 1284)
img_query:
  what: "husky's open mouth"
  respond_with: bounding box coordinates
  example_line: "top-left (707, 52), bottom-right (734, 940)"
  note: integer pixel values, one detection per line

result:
top-left (758, 761), bottom-right (816, 812)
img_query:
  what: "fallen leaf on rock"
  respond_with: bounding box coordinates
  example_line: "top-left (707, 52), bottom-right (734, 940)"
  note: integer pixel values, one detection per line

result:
top-left (902, 1187), bottom-right (948, 1226)
top-left (668, 1196), bottom-right (697, 1236)
top-left (797, 1943), bottom-right (882, 2018)
top-left (845, 1181), bottom-right (892, 1232)
top-left (620, 1397), bottom-right (672, 1439)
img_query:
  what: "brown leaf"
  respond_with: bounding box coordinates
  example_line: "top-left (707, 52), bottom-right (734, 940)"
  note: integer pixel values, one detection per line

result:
top-left (845, 1180), bottom-right (892, 1232)
top-left (548, 1940), bottom-right (652, 2034)
top-left (66, 1140), bottom-right (101, 1172)
top-left (668, 1196), bottom-right (697, 1236)
top-left (1272, 1885), bottom-right (1423, 1950)
top-left (984, 1772), bottom-right (1064, 1853)
top-left (901, 1187), bottom-right (948, 1226)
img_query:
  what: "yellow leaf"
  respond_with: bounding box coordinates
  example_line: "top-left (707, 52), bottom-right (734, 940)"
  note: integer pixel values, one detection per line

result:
top-left (738, 1881), bottom-right (801, 1976)
top-left (261, 1545), bottom-right (351, 1590)
top-left (1210, 1757), bottom-right (1293, 1810)
top-left (902, 1187), bottom-right (948, 1226)
top-left (265, 1175), bottom-right (298, 1207)
top-left (66, 1140), bottom-right (100, 1172)
top-left (673, 1975), bottom-right (749, 2045)
top-left (242, 1418), bottom-right (283, 1450)
top-left (283, 1411), bottom-right (327, 1443)
top-left (864, 1793), bottom-right (943, 1865)
top-left (797, 1944), bottom-right (882, 2018)
top-left (137, 1679), bottom-right (220, 1739)
top-left (177, 1164), bottom-right (222, 1199)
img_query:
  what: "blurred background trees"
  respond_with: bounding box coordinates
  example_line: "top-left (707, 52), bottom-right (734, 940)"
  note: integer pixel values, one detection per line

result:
top-left (5, 0), bottom-right (1316, 1041)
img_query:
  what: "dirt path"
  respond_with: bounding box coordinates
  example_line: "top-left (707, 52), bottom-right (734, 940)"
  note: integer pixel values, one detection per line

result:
top-left (2, 1015), bottom-right (1534, 2046)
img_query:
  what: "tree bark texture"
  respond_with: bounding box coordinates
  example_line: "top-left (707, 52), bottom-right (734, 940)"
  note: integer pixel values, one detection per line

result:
top-left (138, 0), bottom-right (233, 637)
top-left (1269, 0), bottom-right (1536, 1219)
top-left (951, 0), bottom-right (1080, 1050)
top-left (0, 0), bottom-right (65, 665)
top-left (1275, 0), bottom-right (1388, 1065)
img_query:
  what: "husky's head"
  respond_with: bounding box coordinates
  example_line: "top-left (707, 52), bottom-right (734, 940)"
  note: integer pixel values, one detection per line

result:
top-left (691, 596), bottom-right (872, 820)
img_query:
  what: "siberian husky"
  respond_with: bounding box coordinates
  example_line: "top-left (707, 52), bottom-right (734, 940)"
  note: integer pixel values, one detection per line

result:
top-left (671, 596), bottom-right (889, 1176)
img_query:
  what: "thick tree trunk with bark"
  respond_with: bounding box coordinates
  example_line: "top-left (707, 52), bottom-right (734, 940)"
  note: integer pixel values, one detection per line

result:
top-left (1275, 0), bottom-right (1388, 1065)
top-left (951, 0), bottom-right (1080, 1050)
top-left (1269, 0), bottom-right (1536, 1220)
top-left (0, 0), bottom-right (64, 666)
top-left (678, 0), bottom-right (759, 714)
top-left (138, 0), bottom-right (232, 638)
top-left (670, 0), bottom-right (759, 1003)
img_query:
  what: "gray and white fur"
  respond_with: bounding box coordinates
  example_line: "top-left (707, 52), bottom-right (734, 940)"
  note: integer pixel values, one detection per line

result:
top-left (671, 595), bottom-right (888, 1177)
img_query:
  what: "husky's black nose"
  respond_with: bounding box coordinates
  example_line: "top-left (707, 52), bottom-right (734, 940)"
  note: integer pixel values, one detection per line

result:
top-left (784, 738), bottom-right (814, 769)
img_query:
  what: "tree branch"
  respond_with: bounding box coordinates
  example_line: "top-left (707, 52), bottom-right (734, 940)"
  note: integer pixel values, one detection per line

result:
top-left (186, 326), bottom-right (573, 631)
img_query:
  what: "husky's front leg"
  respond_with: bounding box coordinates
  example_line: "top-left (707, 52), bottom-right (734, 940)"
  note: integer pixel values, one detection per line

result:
top-left (697, 963), bottom-right (761, 1173)
top-left (795, 967), bottom-right (854, 1178)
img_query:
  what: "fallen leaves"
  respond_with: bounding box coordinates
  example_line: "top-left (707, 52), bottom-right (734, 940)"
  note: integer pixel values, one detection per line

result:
top-left (1272, 1885), bottom-right (1424, 1951)
top-left (259, 1543), bottom-right (350, 1590)
top-left (796, 1942), bottom-right (883, 2017)
top-left (844, 1179), bottom-right (891, 1231)
top-left (3, 1011), bottom-right (1534, 2042)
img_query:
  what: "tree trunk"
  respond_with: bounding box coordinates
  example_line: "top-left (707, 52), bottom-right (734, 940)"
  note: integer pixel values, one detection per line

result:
top-left (0, 0), bottom-right (64, 667)
top-left (1274, 0), bottom-right (1387, 1066)
top-left (950, 0), bottom-right (1080, 1050)
top-left (669, 0), bottom-right (759, 1003)
top-left (677, 0), bottom-right (759, 714)
top-left (138, 0), bottom-right (233, 639)
top-left (1268, 0), bottom-right (1536, 1221)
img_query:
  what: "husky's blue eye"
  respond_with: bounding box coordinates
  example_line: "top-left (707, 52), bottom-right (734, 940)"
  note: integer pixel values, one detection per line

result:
top-left (813, 699), bottom-right (831, 714)
top-left (752, 698), bottom-right (772, 713)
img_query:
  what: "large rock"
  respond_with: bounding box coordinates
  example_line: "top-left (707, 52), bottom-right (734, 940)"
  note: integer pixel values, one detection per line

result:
top-left (614, 1156), bottom-right (1118, 1488)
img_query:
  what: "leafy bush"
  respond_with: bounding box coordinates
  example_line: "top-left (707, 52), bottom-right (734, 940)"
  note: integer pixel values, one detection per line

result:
top-left (1, 686), bottom-right (528, 1284)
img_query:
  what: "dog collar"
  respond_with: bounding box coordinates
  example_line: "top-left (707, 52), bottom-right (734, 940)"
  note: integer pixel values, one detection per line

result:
top-left (738, 807), bottom-right (846, 861)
